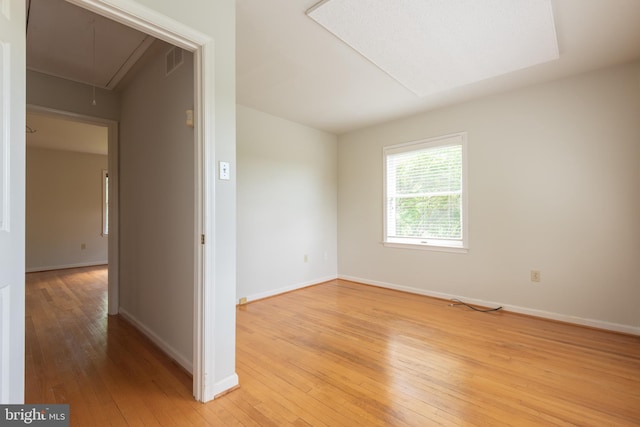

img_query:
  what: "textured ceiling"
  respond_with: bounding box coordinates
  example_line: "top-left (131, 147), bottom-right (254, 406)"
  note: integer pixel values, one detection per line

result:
top-left (26, 0), bottom-right (153, 90)
top-left (25, 0), bottom-right (640, 135)
top-left (307, 0), bottom-right (560, 97)
top-left (237, 0), bottom-right (640, 134)
top-left (25, 0), bottom-right (148, 153)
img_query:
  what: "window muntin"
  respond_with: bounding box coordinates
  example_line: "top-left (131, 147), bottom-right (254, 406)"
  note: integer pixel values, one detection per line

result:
top-left (384, 133), bottom-right (467, 251)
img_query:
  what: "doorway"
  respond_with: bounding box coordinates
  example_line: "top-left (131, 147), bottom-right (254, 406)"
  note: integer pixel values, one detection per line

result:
top-left (23, 0), bottom-right (217, 401)
top-left (25, 105), bottom-right (118, 311)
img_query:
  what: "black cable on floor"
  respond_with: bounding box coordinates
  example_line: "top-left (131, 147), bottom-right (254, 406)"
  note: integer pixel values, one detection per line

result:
top-left (449, 298), bottom-right (502, 312)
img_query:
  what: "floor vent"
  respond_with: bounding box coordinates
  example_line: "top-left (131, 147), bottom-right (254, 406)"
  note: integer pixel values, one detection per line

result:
top-left (166, 46), bottom-right (184, 76)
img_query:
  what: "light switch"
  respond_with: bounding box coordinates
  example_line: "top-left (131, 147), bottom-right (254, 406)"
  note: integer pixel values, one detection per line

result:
top-left (219, 161), bottom-right (230, 180)
top-left (186, 109), bottom-right (194, 128)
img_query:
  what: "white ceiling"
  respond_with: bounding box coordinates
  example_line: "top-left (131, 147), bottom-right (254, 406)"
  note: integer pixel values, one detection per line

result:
top-left (237, 0), bottom-right (640, 134)
top-left (26, 0), bottom-right (152, 90)
top-left (25, 0), bottom-right (640, 136)
top-left (306, 0), bottom-right (560, 97)
top-left (26, 0), bottom-right (147, 154)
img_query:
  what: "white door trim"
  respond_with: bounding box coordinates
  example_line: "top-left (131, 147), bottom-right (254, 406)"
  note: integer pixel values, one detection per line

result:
top-left (25, 105), bottom-right (119, 315)
top-left (65, 0), bottom-right (215, 402)
top-left (2, 0), bottom-right (26, 403)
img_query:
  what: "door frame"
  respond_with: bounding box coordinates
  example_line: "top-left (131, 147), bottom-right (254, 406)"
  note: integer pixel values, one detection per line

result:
top-left (64, 0), bottom-right (215, 402)
top-left (2, 0), bottom-right (27, 403)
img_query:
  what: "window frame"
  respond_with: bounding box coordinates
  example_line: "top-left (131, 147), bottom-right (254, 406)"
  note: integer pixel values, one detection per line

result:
top-left (383, 132), bottom-right (468, 253)
top-left (102, 169), bottom-right (109, 237)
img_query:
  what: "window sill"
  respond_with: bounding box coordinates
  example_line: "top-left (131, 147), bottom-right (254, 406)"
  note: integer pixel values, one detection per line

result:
top-left (383, 241), bottom-right (468, 254)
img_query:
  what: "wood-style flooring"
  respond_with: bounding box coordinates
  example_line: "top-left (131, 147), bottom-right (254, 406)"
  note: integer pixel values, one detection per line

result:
top-left (25, 266), bottom-right (640, 426)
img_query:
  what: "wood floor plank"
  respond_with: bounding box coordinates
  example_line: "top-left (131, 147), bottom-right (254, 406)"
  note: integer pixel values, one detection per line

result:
top-left (25, 267), bottom-right (640, 426)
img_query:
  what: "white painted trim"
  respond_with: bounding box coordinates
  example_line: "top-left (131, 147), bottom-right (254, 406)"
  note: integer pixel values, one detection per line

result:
top-left (0, 286), bottom-right (10, 402)
top-left (106, 120), bottom-right (118, 315)
top-left (382, 132), bottom-right (469, 251)
top-left (0, 36), bottom-right (10, 233)
top-left (193, 40), bottom-right (217, 402)
top-left (101, 169), bottom-right (108, 236)
top-left (192, 45), bottom-right (205, 404)
top-left (65, 0), bottom-right (220, 403)
top-left (213, 373), bottom-right (240, 397)
top-left (65, 0), bottom-right (208, 49)
top-left (239, 275), bottom-right (338, 304)
top-left (200, 37), bottom-right (222, 400)
top-left (26, 261), bottom-right (108, 273)
top-left (119, 307), bottom-right (193, 373)
top-left (382, 241), bottom-right (468, 254)
top-left (106, 35), bottom-right (154, 89)
top-left (338, 274), bottom-right (640, 336)
top-left (2, 0), bottom-right (26, 402)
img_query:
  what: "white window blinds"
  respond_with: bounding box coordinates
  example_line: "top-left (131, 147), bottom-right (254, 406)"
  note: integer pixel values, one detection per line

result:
top-left (384, 133), bottom-right (467, 249)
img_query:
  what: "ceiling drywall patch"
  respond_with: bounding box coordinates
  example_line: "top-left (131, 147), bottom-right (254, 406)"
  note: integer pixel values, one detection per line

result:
top-left (307, 0), bottom-right (559, 96)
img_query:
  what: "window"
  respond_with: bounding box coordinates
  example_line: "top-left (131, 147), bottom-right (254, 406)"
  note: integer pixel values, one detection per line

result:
top-left (102, 169), bottom-right (109, 236)
top-left (384, 132), bottom-right (468, 251)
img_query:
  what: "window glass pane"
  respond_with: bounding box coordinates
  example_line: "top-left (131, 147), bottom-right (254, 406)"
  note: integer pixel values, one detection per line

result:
top-left (388, 195), bottom-right (461, 239)
top-left (389, 144), bottom-right (462, 195)
top-left (384, 134), bottom-right (466, 248)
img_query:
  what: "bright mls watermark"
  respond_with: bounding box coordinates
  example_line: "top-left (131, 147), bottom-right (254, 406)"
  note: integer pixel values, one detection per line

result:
top-left (1, 405), bottom-right (69, 426)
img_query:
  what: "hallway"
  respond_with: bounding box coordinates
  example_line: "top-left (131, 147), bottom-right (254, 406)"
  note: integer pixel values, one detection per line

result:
top-left (25, 266), bottom-right (196, 425)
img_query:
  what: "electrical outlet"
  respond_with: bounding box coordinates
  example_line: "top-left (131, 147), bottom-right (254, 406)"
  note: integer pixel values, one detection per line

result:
top-left (530, 270), bottom-right (541, 283)
top-left (304, 254), bottom-right (308, 263)
top-left (81, 243), bottom-right (86, 250)
top-left (239, 297), bottom-right (247, 305)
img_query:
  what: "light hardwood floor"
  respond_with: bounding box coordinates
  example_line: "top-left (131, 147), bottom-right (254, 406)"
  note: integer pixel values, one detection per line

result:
top-left (26, 266), bottom-right (640, 426)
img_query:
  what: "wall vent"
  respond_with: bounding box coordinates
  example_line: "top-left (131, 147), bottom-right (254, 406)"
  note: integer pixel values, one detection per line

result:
top-left (165, 46), bottom-right (184, 76)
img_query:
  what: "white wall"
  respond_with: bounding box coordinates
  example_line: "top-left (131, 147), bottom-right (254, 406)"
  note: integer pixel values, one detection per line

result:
top-left (338, 60), bottom-right (640, 333)
top-left (26, 147), bottom-right (108, 271)
top-left (118, 41), bottom-right (195, 371)
top-left (237, 105), bottom-right (338, 301)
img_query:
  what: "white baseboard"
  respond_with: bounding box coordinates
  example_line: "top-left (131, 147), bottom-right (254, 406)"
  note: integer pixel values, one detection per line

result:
top-left (338, 274), bottom-right (640, 336)
top-left (118, 307), bottom-right (193, 374)
top-left (239, 275), bottom-right (338, 304)
top-left (213, 373), bottom-right (239, 398)
top-left (26, 261), bottom-right (108, 273)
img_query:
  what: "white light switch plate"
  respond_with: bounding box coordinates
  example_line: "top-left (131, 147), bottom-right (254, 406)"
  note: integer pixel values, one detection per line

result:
top-left (219, 161), bottom-right (230, 180)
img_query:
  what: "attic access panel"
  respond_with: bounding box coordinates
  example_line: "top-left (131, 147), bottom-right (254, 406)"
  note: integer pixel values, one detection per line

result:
top-left (307, 0), bottom-right (559, 96)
